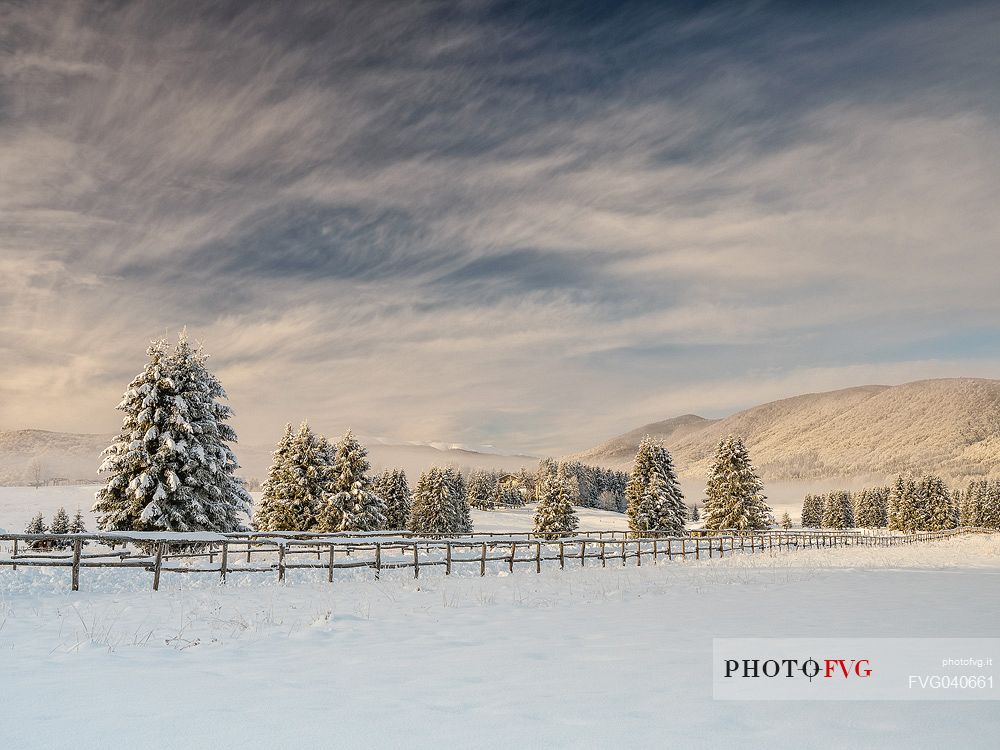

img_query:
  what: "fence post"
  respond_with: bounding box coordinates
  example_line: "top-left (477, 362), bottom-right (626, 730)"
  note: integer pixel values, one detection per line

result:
top-left (580, 540), bottom-right (586, 567)
top-left (559, 541), bottom-right (565, 569)
top-left (653, 538), bottom-right (658, 562)
top-left (636, 540), bottom-right (641, 566)
top-left (535, 541), bottom-right (541, 573)
top-left (446, 542), bottom-right (452, 575)
top-left (413, 544), bottom-right (419, 579)
top-left (278, 543), bottom-right (286, 582)
top-left (328, 545), bottom-right (335, 583)
top-left (621, 540), bottom-right (626, 566)
top-left (375, 543), bottom-right (382, 580)
top-left (480, 542), bottom-right (486, 576)
top-left (71, 538), bottom-right (82, 591)
top-left (219, 542), bottom-right (228, 584)
top-left (509, 542), bottom-right (516, 573)
top-left (600, 540), bottom-right (606, 567)
top-left (153, 542), bottom-right (164, 591)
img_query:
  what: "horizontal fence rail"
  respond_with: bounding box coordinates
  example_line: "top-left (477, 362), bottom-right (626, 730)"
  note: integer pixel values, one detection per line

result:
top-left (0, 527), bottom-right (990, 592)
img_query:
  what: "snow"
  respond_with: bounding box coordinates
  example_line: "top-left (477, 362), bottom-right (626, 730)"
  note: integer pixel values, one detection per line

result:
top-left (2, 526), bottom-right (999, 748)
top-left (3, 485), bottom-right (999, 748)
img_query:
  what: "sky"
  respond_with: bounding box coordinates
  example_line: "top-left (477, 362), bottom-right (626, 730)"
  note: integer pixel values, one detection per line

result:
top-left (2, 0), bottom-right (1000, 456)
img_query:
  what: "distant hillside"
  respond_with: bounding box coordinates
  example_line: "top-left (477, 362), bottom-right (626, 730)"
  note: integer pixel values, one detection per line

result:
top-left (0, 429), bottom-right (535, 486)
top-left (568, 379), bottom-right (1000, 482)
top-left (0, 430), bottom-right (113, 485)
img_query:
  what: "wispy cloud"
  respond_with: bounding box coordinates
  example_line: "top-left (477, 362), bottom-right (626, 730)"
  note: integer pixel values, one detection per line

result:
top-left (2, 0), bottom-right (1000, 455)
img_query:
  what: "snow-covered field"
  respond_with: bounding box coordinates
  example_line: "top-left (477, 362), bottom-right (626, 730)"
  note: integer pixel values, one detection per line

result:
top-left (3, 487), bottom-right (997, 747)
top-left (3, 524), bottom-right (1000, 748)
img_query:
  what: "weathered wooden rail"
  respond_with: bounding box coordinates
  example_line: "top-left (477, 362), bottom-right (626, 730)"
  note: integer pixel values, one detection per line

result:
top-left (0, 527), bottom-right (986, 592)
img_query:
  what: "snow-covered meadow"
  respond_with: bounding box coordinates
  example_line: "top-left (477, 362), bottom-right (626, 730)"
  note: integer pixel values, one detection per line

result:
top-left (3, 485), bottom-right (999, 750)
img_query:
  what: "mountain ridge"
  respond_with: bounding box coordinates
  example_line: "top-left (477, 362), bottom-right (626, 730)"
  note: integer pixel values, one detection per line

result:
top-left (567, 378), bottom-right (1000, 482)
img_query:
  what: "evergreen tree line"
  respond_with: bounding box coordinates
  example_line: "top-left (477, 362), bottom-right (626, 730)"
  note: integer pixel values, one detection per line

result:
top-left (91, 333), bottom-right (776, 538)
top-left (558, 461), bottom-right (629, 512)
top-left (955, 479), bottom-right (1000, 529)
top-left (23, 507), bottom-right (87, 549)
top-left (801, 475), bottom-right (1000, 531)
top-left (253, 421), bottom-right (475, 534)
top-left (465, 470), bottom-right (528, 510)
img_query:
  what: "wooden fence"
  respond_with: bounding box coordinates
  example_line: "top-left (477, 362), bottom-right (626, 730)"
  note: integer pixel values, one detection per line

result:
top-left (0, 526), bottom-right (987, 592)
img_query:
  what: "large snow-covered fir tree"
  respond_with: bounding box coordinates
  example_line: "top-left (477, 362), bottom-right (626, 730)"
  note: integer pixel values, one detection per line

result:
top-left (780, 512), bottom-right (793, 529)
top-left (533, 463), bottom-right (579, 536)
top-left (624, 436), bottom-right (686, 534)
top-left (93, 333), bottom-right (251, 533)
top-left (322, 430), bottom-right (386, 532)
top-left (821, 490), bottom-right (854, 529)
top-left (800, 494), bottom-right (824, 528)
top-left (373, 469), bottom-right (411, 530)
top-left (409, 466), bottom-right (472, 534)
top-left (254, 422), bottom-right (333, 531)
top-left (702, 436), bottom-right (773, 530)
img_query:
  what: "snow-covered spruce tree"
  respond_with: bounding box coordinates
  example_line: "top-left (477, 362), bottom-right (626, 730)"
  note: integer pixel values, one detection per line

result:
top-left (780, 512), bottom-right (793, 530)
top-left (25, 512), bottom-right (47, 549)
top-left (702, 436), bottom-right (773, 530)
top-left (853, 488), bottom-right (888, 528)
top-left (409, 466), bottom-right (472, 534)
top-left (93, 334), bottom-right (251, 533)
top-left (957, 486), bottom-right (977, 527)
top-left (688, 504), bottom-right (700, 522)
top-left (499, 481), bottom-right (527, 507)
top-left (534, 458), bottom-right (558, 503)
top-left (889, 476), bottom-right (922, 532)
top-left (978, 480), bottom-right (1000, 529)
top-left (69, 508), bottom-right (87, 534)
top-left (920, 474), bottom-right (955, 531)
top-left (373, 469), bottom-right (411, 530)
top-left (821, 491), bottom-right (854, 529)
top-left (533, 464), bottom-right (579, 537)
top-left (625, 436), bottom-right (686, 535)
top-left (254, 422), bottom-right (332, 531)
top-left (321, 430), bottom-right (386, 532)
top-left (408, 467), bottom-right (449, 533)
top-left (466, 470), bottom-right (498, 510)
top-left (50, 507), bottom-right (70, 548)
top-left (800, 494), bottom-right (824, 528)
top-left (445, 467), bottom-right (473, 533)
top-left (25, 512), bottom-right (46, 534)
